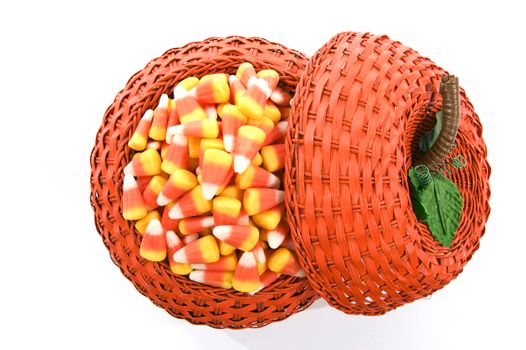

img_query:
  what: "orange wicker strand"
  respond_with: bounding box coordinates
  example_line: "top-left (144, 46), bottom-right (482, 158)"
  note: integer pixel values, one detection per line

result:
top-left (286, 32), bottom-right (491, 315)
top-left (90, 36), bottom-right (318, 329)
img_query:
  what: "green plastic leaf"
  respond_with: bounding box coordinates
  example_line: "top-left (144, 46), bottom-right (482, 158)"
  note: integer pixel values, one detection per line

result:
top-left (419, 111), bottom-right (443, 152)
top-left (408, 166), bottom-right (463, 247)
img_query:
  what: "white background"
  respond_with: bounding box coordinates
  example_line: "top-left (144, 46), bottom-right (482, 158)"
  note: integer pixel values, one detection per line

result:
top-left (1, 1), bottom-right (524, 349)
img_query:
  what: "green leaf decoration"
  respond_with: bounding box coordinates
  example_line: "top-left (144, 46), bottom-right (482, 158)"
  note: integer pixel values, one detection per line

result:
top-left (420, 110), bottom-right (443, 152)
top-left (408, 165), bottom-right (463, 247)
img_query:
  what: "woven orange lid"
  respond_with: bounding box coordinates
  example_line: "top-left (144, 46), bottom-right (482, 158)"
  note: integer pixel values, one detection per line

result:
top-left (286, 32), bottom-right (491, 315)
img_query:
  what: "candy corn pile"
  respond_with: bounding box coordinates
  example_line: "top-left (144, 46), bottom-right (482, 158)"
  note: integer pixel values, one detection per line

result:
top-left (121, 63), bottom-right (305, 294)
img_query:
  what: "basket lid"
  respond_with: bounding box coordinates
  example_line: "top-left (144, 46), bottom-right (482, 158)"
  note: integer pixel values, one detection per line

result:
top-left (286, 31), bottom-right (490, 315)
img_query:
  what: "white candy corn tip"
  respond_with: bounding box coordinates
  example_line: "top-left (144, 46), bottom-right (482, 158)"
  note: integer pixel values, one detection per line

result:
top-left (168, 203), bottom-right (183, 219)
top-left (168, 124), bottom-right (184, 136)
top-left (158, 94), bottom-right (169, 109)
top-left (223, 135), bottom-right (234, 153)
top-left (276, 190), bottom-right (285, 204)
top-left (234, 155), bottom-right (251, 174)
top-left (229, 75), bottom-right (239, 84)
top-left (212, 226), bottom-right (232, 241)
top-left (142, 109), bottom-right (154, 121)
top-left (165, 230), bottom-right (182, 247)
top-left (201, 182), bottom-right (219, 201)
top-left (189, 270), bottom-right (205, 283)
top-left (267, 174), bottom-right (281, 188)
top-left (157, 193), bottom-right (172, 206)
top-left (295, 269), bottom-right (306, 278)
top-left (123, 163), bottom-right (134, 175)
top-left (145, 219), bottom-right (163, 236)
top-left (238, 251), bottom-right (257, 267)
top-left (267, 231), bottom-right (285, 249)
top-left (253, 78), bottom-right (272, 98)
top-left (171, 133), bottom-right (188, 146)
top-left (277, 121), bottom-right (288, 132)
top-left (122, 174), bottom-right (137, 190)
top-left (173, 85), bottom-right (189, 99)
top-left (247, 76), bottom-right (258, 88)
top-left (204, 105), bottom-right (217, 120)
top-left (252, 247), bottom-right (266, 264)
top-left (172, 248), bottom-right (189, 263)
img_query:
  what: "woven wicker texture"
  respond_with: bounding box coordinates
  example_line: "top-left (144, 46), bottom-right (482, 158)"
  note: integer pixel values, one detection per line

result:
top-left (286, 32), bottom-right (491, 315)
top-left (90, 36), bottom-right (318, 329)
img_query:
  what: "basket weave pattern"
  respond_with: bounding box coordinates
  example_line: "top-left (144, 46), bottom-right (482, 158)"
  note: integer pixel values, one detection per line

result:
top-left (286, 32), bottom-right (491, 315)
top-left (90, 36), bottom-right (318, 329)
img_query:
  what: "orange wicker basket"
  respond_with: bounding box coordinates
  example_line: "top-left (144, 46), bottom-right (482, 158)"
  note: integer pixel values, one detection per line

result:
top-left (286, 32), bottom-right (491, 315)
top-left (90, 36), bottom-right (318, 329)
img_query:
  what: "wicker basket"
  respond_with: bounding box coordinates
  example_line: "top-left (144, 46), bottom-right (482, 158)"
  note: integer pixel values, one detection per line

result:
top-left (90, 36), bottom-right (318, 329)
top-left (286, 32), bottom-right (491, 315)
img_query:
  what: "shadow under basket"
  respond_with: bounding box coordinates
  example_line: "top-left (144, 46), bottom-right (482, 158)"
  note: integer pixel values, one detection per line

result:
top-left (286, 32), bottom-right (491, 315)
top-left (90, 36), bottom-right (319, 329)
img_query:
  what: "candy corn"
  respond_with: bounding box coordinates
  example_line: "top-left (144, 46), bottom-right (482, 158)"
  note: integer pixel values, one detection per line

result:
top-left (169, 185), bottom-right (212, 219)
top-left (233, 125), bottom-right (266, 174)
top-left (212, 196), bottom-right (241, 225)
top-left (251, 204), bottom-right (285, 230)
top-left (270, 86), bottom-right (291, 107)
top-left (172, 235), bottom-right (219, 264)
top-left (173, 85), bottom-right (207, 123)
top-left (221, 104), bottom-right (247, 153)
top-left (219, 240), bottom-right (236, 256)
top-left (236, 62), bottom-right (257, 87)
top-left (260, 144), bottom-right (286, 172)
top-left (167, 119), bottom-right (219, 139)
top-left (157, 169), bottom-right (198, 206)
top-left (179, 216), bottom-right (215, 235)
top-left (256, 69), bottom-right (279, 92)
top-left (128, 109), bottom-right (154, 151)
top-left (189, 270), bottom-right (233, 289)
top-left (142, 175), bottom-right (166, 210)
top-left (203, 104), bottom-right (218, 120)
top-left (263, 121), bottom-right (288, 146)
top-left (247, 116), bottom-right (274, 136)
top-left (177, 77), bottom-right (200, 91)
top-left (262, 100), bottom-right (281, 124)
top-left (139, 219), bottom-right (166, 261)
top-left (219, 185), bottom-right (243, 201)
top-left (161, 134), bottom-right (188, 173)
top-left (191, 253), bottom-right (238, 271)
top-left (212, 225), bottom-right (259, 251)
top-left (166, 230), bottom-right (192, 275)
top-left (149, 94), bottom-right (170, 141)
top-left (190, 74), bottom-right (230, 104)
top-left (264, 220), bottom-right (289, 249)
top-left (249, 270), bottom-right (280, 294)
top-left (228, 75), bottom-right (246, 104)
top-left (201, 149), bottom-right (233, 200)
top-left (268, 248), bottom-right (304, 277)
top-left (232, 251), bottom-right (259, 292)
top-left (122, 174), bottom-right (148, 220)
top-left (161, 202), bottom-right (180, 231)
top-left (135, 210), bottom-right (161, 235)
top-left (236, 164), bottom-right (280, 189)
top-left (250, 240), bottom-right (266, 264)
top-left (124, 149), bottom-right (162, 176)
top-left (243, 188), bottom-right (284, 215)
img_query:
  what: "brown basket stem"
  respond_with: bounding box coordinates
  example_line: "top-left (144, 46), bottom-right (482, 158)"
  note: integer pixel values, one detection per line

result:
top-left (415, 75), bottom-right (460, 168)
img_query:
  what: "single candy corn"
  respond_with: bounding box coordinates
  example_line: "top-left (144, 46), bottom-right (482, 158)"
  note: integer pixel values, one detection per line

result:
top-left (161, 202), bottom-right (180, 231)
top-left (232, 251), bottom-right (260, 293)
top-left (124, 149), bottom-right (162, 176)
top-left (179, 215), bottom-right (215, 235)
top-left (173, 85), bottom-right (207, 123)
top-left (172, 235), bottom-right (219, 264)
top-left (166, 230), bottom-right (192, 275)
top-left (157, 169), bottom-right (198, 206)
top-left (161, 134), bottom-right (188, 174)
top-left (247, 116), bottom-right (274, 136)
top-left (235, 164), bottom-right (280, 189)
top-left (219, 240), bottom-right (236, 256)
top-left (135, 210), bottom-right (161, 235)
top-left (233, 125), bottom-right (266, 174)
top-left (167, 119), bottom-right (219, 139)
top-left (177, 77), bottom-right (200, 91)
top-left (252, 204), bottom-right (285, 230)
top-left (270, 86), bottom-right (291, 107)
top-left (256, 69), bottom-right (280, 92)
top-left (221, 104), bottom-right (247, 153)
top-left (201, 149), bottom-right (233, 200)
top-left (260, 144), bottom-right (286, 172)
top-left (213, 196), bottom-right (241, 225)
top-left (139, 219), bottom-right (166, 261)
top-left (189, 270), bottom-right (233, 289)
top-left (268, 248), bottom-right (304, 277)
top-left (243, 188), bottom-right (284, 215)
top-left (250, 240), bottom-right (266, 264)
top-left (262, 100), bottom-right (281, 124)
top-left (228, 75), bottom-right (246, 104)
top-left (250, 270), bottom-right (280, 294)
top-left (219, 185), bottom-right (243, 201)
top-left (190, 74), bottom-right (230, 104)
top-left (128, 109), bottom-right (154, 151)
top-left (236, 62), bottom-right (257, 87)
top-left (212, 225), bottom-right (259, 251)
top-left (263, 121), bottom-right (288, 146)
top-left (265, 220), bottom-right (289, 249)
top-left (169, 185), bottom-right (212, 219)
top-left (191, 253), bottom-right (238, 271)
top-left (149, 94), bottom-right (170, 141)
top-left (141, 175), bottom-right (167, 210)
top-left (122, 174), bottom-right (148, 220)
